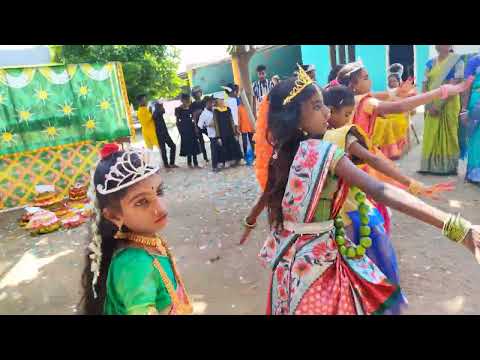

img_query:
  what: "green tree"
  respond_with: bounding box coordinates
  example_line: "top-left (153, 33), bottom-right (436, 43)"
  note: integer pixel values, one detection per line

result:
top-left (48, 45), bottom-right (63, 64)
top-left (57, 45), bottom-right (183, 105)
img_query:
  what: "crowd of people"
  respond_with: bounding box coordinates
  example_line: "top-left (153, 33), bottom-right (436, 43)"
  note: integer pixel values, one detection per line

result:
top-left (81, 46), bottom-right (480, 316)
top-left (135, 71), bottom-right (273, 172)
top-left (134, 63), bottom-right (312, 174)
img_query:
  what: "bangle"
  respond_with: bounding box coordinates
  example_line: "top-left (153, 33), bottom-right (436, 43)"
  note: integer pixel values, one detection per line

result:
top-left (408, 180), bottom-right (424, 196)
top-left (440, 85), bottom-right (449, 100)
top-left (243, 216), bottom-right (257, 229)
top-left (442, 213), bottom-right (472, 243)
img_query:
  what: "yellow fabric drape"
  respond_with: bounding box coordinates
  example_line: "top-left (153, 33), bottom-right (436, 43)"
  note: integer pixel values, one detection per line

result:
top-left (137, 106), bottom-right (158, 149)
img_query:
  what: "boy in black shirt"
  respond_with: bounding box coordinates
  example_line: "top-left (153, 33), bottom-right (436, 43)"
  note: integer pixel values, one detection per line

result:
top-left (191, 86), bottom-right (209, 164)
top-left (152, 100), bottom-right (178, 169)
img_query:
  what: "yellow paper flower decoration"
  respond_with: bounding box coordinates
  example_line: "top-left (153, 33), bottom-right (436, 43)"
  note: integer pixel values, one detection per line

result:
top-left (79, 85), bottom-right (89, 97)
top-left (59, 102), bottom-right (75, 117)
top-left (35, 89), bottom-right (49, 102)
top-left (18, 109), bottom-right (32, 122)
top-left (0, 93), bottom-right (5, 105)
top-left (2, 131), bottom-right (14, 144)
top-left (85, 118), bottom-right (96, 130)
top-left (99, 99), bottom-right (111, 111)
top-left (45, 126), bottom-right (59, 138)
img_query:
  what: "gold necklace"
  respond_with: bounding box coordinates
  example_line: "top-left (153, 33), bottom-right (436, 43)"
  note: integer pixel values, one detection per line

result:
top-left (125, 233), bottom-right (193, 314)
top-left (126, 233), bottom-right (167, 255)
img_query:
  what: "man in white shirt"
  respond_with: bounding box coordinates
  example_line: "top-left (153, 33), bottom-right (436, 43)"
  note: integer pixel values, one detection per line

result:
top-left (197, 96), bottom-right (221, 172)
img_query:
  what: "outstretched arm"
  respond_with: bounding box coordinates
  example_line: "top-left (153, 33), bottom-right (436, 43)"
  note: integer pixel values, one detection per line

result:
top-left (335, 156), bottom-right (480, 254)
top-left (348, 142), bottom-right (413, 188)
top-left (375, 77), bottom-right (473, 116)
top-left (371, 91), bottom-right (391, 101)
top-left (336, 156), bottom-right (445, 227)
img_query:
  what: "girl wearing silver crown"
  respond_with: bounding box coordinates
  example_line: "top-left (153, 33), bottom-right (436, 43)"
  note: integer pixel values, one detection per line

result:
top-left (254, 66), bottom-right (480, 315)
top-left (80, 143), bottom-right (192, 315)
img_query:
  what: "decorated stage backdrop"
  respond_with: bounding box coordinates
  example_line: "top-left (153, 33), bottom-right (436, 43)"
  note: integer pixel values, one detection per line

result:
top-left (0, 62), bottom-right (133, 210)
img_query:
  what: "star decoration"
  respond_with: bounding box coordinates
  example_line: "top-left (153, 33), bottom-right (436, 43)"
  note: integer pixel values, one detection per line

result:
top-left (85, 118), bottom-right (96, 130)
top-left (35, 88), bottom-right (49, 103)
top-left (18, 109), bottom-right (32, 122)
top-left (59, 102), bottom-right (75, 117)
top-left (98, 99), bottom-right (111, 111)
top-left (45, 126), bottom-right (59, 138)
top-left (79, 85), bottom-right (89, 97)
top-left (1, 131), bottom-right (15, 145)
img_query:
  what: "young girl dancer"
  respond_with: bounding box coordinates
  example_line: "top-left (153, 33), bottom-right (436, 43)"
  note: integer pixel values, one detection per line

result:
top-left (80, 143), bottom-right (193, 315)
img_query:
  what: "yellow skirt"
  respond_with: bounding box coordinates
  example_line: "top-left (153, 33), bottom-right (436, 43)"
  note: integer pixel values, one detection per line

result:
top-left (372, 113), bottom-right (409, 159)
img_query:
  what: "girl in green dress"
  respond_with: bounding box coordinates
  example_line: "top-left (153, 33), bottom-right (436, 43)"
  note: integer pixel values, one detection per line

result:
top-left (80, 143), bottom-right (192, 315)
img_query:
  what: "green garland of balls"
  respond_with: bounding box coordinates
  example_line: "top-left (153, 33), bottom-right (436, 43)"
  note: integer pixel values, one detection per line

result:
top-left (334, 189), bottom-right (373, 259)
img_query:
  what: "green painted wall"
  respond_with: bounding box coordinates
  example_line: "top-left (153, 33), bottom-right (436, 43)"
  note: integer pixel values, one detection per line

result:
top-left (191, 46), bottom-right (302, 94)
top-left (248, 45), bottom-right (302, 80)
top-left (191, 61), bottom-right (234, 95)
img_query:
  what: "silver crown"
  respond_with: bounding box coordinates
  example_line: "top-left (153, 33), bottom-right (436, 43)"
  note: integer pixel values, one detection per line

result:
top-left (96, 149), bottom-right (160, 195)
top-left (343, 59), bottom-right (364, 77)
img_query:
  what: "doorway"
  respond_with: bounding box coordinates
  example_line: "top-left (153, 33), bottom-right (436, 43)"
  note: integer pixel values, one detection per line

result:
top-left (388, 45), bottom-right (415, 81)
top-left (329, 45), bottom-right (356, 67)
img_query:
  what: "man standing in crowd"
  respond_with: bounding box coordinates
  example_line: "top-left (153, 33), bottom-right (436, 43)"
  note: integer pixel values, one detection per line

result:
top-left (152, 100), bottom-right (178, 170)
top-left (198, 96), bottom-right (222, 172)
top-left (252, 64), bottom-right (273, 115)
top-left (191, 86), bottom-right (209, 164)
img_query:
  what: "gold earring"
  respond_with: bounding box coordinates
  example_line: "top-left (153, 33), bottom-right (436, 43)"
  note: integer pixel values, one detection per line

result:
top-left (114, 224), bottom-right (127, 239)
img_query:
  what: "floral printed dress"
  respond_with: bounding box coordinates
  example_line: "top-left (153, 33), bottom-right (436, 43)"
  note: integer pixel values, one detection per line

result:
top-left (259, 139), bottom-right (400, 315)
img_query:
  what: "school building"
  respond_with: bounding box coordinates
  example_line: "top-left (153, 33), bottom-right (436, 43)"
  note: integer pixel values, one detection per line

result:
top-left (187, 45), bottom-right (480, 94)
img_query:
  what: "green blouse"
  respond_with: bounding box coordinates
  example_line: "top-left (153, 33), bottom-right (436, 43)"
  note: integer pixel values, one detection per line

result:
top-left (312, 148), bottom-right (344, 222)
top-left (104, 247), bottom-right (177, 315)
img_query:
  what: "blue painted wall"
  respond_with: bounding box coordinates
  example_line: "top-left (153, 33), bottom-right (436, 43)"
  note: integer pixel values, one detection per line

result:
top-left (355, 45), bottom-right (387, 92)
top-left (300, 45), bottom-right (332, 85)
top-left (192, 45), bottom-right (429, 95)
top-left (415, 45), bottom-right (430, 91)
top-left (300, 45), bottom-right (388, 91)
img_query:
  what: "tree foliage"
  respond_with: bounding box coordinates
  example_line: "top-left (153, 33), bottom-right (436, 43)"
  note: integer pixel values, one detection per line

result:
top-left (57, 45), bottom-right (184, 105)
